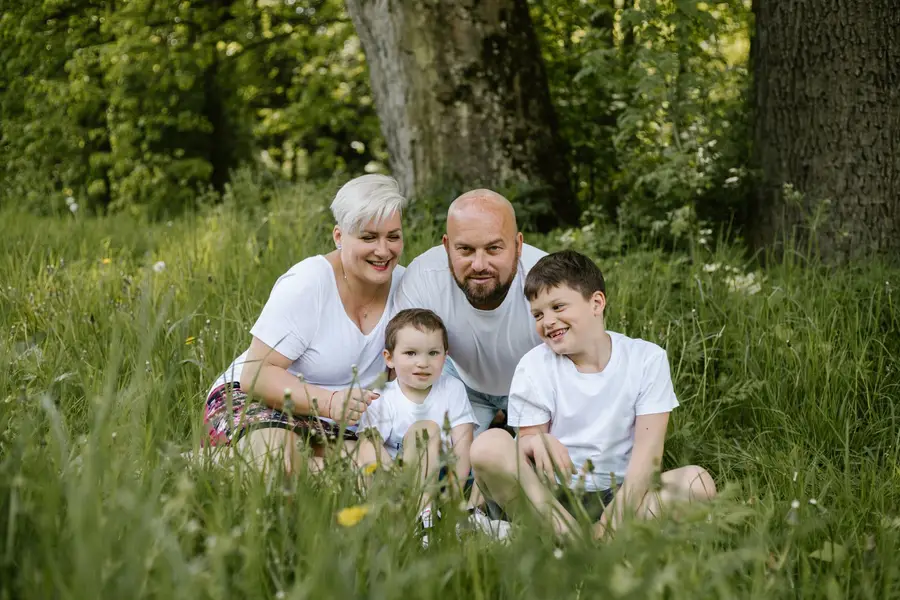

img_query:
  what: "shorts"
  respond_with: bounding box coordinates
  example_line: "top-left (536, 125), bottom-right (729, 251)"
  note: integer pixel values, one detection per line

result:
top-left (442, 358), bottom-right (509, 436)
top-left (555, 487), bottom-right (618, 522)
top-left (203, 382), bottom-right (358, 446)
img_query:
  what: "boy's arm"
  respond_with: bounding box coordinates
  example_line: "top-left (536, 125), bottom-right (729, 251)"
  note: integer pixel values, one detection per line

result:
top-left (448, 423), bottom-right (475, 494)
top-left (517, 424), bottom-right (575, 484)
top-left (596, 411), bottom-right (669, 536)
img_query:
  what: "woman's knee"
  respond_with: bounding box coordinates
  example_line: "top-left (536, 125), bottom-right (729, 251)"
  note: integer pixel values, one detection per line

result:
top-left (237, 428), bottom-right (301, 473)
top-left (469, 428), bottom-right (515, 471)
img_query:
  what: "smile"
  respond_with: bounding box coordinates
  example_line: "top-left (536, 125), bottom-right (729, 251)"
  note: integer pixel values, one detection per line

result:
top-left (368, 259), bottom-right (390, 270)
top-left (546, 327), bottom-right (568, 341)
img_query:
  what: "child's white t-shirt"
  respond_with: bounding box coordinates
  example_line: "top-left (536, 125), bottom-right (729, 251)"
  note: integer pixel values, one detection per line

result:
top-left (358, 374), bottom-right (477, 459)
top-left (392, 243), bottom-right (546, 396)
top-left (209, 255), bottom-right (405, 397)
top-left (506, 331), bottom-right (679, 491)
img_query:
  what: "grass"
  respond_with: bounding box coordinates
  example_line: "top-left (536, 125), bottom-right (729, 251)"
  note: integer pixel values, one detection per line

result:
top-left (1, 185), bottom-right (899, 599)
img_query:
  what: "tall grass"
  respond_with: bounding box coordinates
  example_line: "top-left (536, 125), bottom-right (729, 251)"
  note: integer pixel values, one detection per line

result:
top-left (1, 185), bottom-right (898, 598)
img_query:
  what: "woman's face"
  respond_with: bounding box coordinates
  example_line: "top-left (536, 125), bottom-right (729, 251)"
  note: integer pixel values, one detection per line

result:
top-left (334, 211), bottom-right (403, 286)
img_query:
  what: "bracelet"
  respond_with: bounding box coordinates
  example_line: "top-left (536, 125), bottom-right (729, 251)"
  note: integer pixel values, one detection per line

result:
top-left (326, 390), bottom-right (337, 419)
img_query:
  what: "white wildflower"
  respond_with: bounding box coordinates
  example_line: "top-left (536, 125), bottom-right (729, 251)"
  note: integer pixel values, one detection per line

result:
top-left (725, 272), bottom-right (762, 295)
top-left (152, 261), bottom-right (166, 273)
top-left (68, 203), bottom-right (79, 214)
top-left (703, 263), bottom-right (721, 273)
top-left (791, 499), bottom-right (800, 509)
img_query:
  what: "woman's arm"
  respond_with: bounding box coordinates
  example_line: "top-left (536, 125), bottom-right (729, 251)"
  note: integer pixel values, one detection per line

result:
top-left (239, 336), bottom-right (376, 425)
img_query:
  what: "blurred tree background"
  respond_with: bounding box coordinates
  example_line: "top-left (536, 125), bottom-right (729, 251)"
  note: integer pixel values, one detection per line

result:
top-left (1, 0), bottom-right (895, 259)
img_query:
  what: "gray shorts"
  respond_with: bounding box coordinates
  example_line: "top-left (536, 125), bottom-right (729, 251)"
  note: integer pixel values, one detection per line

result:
top-left (442, 358), bottom-right (508, 436)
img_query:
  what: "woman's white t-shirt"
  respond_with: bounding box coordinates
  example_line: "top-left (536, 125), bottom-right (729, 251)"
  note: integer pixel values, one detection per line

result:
top-left (209, 255), bottom-right (405, 397)
top-left (357, 375), bottom-right (476, 459)
top-left (506, 331), bottom-right (679, 491)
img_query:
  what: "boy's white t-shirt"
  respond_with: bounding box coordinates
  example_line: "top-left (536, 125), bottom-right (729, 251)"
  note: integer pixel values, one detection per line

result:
top-left (209, 255), bottom-right (405, 397)
top-left (393, 243), bottom-right (546, 396)
top-left (506, 331), bottom-right (679, 491)
top-left (358, 374), bottom-right (477, 459)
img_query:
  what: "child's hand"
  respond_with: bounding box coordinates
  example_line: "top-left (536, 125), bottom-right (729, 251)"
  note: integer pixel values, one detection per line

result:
top-left (527, 433), bottom-right (574, 484)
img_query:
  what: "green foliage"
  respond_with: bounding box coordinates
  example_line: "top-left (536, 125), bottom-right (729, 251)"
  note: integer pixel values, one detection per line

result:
top-left (1, 188), bottom-right (900, 597)
top-left (532, 0), bottom-right (753, 239)
top-left (0, 0), bottom-right (384, 217)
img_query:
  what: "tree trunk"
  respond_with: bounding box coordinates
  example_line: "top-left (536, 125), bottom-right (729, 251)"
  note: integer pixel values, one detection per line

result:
top-left (345, 0), bottom-right (579, 229)
top-left (751, 0), bottom-right (900, 261)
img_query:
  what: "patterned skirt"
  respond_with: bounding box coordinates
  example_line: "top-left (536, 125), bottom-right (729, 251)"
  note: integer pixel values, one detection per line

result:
top-left (203, 383), bottom-right (358, 446)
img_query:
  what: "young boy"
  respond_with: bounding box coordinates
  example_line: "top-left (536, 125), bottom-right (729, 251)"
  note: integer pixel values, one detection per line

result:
top-left (356, 308), bottom-right (477, 536)
top-left (469, 250), bottom-right (716, 540)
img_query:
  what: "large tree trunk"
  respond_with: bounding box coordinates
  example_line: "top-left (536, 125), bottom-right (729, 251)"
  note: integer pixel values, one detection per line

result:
top-left (345, 0), bottom-right (579, 229)
top-left (751, 0), bottom-right (900, 261)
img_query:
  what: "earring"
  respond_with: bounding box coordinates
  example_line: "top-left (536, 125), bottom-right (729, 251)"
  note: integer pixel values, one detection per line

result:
top-left (336, 244), bottom-right (342, 249)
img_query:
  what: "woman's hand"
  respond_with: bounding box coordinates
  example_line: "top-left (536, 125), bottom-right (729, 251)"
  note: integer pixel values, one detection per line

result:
top-left (326, 388), bottom-right (380, 426)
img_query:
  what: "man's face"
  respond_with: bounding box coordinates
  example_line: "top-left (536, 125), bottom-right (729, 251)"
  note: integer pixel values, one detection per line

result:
top-left (443, 206), bottom-right (522, 310)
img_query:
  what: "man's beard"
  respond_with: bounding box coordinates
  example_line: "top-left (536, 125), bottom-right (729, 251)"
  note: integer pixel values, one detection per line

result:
top-left (449, 258), bottom-right (518, 309)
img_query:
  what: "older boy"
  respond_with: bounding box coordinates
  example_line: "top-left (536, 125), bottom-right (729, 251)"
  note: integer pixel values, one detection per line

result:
top-left (469, 250), bottom-right (716, 539)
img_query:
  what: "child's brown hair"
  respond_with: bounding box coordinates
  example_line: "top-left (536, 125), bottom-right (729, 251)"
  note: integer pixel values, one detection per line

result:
top-left (384, 308), bottom-right (449, 353)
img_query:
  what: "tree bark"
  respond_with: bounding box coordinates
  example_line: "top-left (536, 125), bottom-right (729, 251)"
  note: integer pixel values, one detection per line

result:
top-left (751, 0), bottom-right (900, 261)
top-left (345, 0), bottom-right (579, 229)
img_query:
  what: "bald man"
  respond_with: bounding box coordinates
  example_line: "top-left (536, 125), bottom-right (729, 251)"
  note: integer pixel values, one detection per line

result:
top-left (393, 189), bottom-right (547, 435)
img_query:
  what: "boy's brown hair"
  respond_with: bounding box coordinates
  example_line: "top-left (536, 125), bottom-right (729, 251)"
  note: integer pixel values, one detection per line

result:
top-left (524, 249), bottom-right (606, 302)
top-left (384, 308), bottom-right (449, 353)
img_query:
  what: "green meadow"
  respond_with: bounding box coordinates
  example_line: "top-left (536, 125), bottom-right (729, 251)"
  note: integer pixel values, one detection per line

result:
top-left (2, 186), bottom-right (899, 599)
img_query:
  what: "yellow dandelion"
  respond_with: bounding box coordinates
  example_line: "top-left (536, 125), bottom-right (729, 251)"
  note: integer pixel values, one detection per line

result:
top-left (336, 505), bottom-right (369, 527)
top-left (101, 258), bottom-right (112, 265)
top-left (362, 463), bottom-right (378, 475)
top-left (185, 336), bottom-right (196, 345)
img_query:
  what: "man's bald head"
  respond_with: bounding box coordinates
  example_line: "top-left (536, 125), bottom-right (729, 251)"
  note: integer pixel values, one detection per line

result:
top-left (447, 189), bottom-right (518, 238)
top-left (443, 189), bottom-right (524, 310)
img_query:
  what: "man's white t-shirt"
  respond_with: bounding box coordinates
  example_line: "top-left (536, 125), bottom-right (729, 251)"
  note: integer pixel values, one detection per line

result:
top-left (393, 243), bottom-right (546, 396)
top-left (357, 374), bottom-right (477, 459)
top-left (209, 255), bottom-right (405, 397)
top-left (506, 331), bottom-right (680, 491)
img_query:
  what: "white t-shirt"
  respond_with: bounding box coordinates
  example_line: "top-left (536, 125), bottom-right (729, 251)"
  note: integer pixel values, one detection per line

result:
top-left (357, 374), bottom-right (477, 459)
top-left (393, 243), bottom-right (546, 396)
top-left (506, 331), bottom-right (680, 491)
top-left (209, 255), bottom-right (405, 397)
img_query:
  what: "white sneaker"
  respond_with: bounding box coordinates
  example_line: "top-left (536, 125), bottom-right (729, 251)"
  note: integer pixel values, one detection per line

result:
top-left (459, 508), bottom-right (512, 541)
top-left (418, 507), bottom-right (438, 548)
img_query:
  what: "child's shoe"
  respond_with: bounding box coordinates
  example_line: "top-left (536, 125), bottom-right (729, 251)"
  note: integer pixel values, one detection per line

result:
top-left (417, 506), bottom-right (439, 548)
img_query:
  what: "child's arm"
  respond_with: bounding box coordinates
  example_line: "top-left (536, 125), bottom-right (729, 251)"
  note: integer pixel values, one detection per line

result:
top-left (448, 423), bottom-right (475, 495)
top-left (596, 411), bottom-right (669, 536)
top-left (517, 424), bottom-right (575, 484)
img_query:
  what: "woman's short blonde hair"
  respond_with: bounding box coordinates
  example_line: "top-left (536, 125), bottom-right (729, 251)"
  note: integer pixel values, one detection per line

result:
top-left (330, 174), bottom-right (407, 234)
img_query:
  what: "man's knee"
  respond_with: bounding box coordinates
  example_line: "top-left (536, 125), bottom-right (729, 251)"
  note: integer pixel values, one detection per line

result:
top-left (470, 428), bottom-right (515, 471)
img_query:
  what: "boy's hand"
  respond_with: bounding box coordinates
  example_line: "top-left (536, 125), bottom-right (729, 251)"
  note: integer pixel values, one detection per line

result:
top-left (522, 433), bottom-right (574, 485)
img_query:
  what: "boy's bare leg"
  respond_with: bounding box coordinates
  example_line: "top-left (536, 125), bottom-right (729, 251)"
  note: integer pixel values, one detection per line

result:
top-left (594, 465), bottom-right (717, 538)
top-left (402, 420), bottom-right (443, 513)
top-left (470, 429), bottom-right (578, 537)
